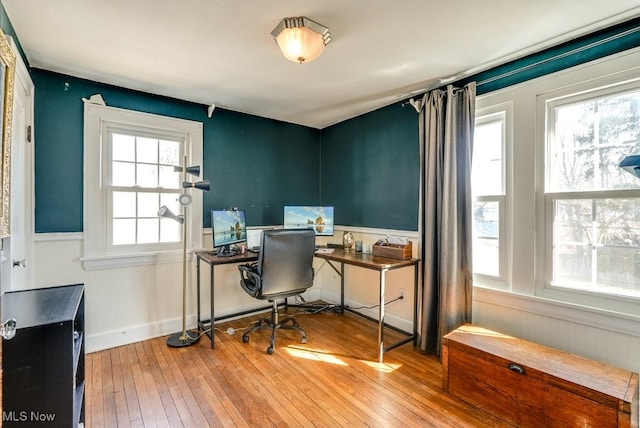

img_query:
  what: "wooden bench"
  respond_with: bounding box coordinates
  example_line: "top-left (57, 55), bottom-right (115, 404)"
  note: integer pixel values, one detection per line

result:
top-left (443, 324), bottom-right (638, 427)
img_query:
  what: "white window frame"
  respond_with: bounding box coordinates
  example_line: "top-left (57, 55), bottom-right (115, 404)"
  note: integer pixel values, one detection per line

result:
top-left (536, 74), bottom-right (640, 314)
top-left (82, 102), bottom-right (203, 270)
top-left (473, 103), bottom-right (512, 289)
top-left (105, 125), bottom-right (184, 250)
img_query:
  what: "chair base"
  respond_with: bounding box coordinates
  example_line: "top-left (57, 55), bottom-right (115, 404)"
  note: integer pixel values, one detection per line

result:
top-left (242, 301), bottom-right (307, 354)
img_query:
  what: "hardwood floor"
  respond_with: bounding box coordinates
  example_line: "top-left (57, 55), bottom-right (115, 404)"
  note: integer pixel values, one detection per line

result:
top-left (85, 309), bottom-right (509, 427)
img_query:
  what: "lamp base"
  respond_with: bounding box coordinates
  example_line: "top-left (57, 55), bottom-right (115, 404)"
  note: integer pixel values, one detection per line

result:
top-left (166, 331), bottom-right (200, 348)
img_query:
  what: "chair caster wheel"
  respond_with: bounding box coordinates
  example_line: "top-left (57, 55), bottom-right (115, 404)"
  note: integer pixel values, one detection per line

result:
top-left (242, 335), bottom-right (249, 343)
top-left (301, 337), bottom-right (307, 344)
top-left (267, 346), bottom-right (274, 354)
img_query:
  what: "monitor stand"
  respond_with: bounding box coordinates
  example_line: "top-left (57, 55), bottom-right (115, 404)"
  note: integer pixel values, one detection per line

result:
top-left (217, 245), bottom-right (238, 257)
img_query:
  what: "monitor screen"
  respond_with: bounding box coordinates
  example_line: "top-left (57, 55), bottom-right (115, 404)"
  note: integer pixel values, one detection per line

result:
top-left (211, 209), bottom-right (247, 253)
top-left (283, 206), bottom-right (334, 236)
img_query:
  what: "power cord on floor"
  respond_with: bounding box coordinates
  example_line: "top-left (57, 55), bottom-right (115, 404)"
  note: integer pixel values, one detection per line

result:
top-left (211, 293), bottom-right (405, 336)
top-left (215, 319), bottom-right (259, 336)
top-left (293, 295), bottom-right (341, 314)
top-left (346, 295), bottom-right (403, 310)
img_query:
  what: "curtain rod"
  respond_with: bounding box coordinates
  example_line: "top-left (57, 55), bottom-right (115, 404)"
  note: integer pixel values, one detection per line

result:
top-left (402, 22), bottom-right (640, 107)
top-left (475, 24), bottom-right (640, 88)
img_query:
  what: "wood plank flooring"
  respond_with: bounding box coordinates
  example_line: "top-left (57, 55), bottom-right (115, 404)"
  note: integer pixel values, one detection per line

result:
top-left (85, 309), bottom-right (508, 427)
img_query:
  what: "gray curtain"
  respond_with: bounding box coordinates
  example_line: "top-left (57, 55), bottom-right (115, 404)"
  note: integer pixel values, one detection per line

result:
top-left (417, 83), bottom-right (476, 356)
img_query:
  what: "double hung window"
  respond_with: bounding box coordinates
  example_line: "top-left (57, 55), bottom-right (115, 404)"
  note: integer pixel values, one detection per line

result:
top-left (83, 103), bottom-right (203, 270)
top-left (108, 129), bottom-right (183, 248)
top-left (472, 107), bottom-right (509, 285)
top-left (545, 84), bottom-right (640, 299)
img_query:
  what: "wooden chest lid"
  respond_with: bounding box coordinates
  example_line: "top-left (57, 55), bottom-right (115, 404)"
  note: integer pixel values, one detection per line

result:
top-left (443, 324), bottom-right (639, 412)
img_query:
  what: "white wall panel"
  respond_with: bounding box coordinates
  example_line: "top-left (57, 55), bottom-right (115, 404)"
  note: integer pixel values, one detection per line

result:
top-left (473, 293), bottom-right (640, 373)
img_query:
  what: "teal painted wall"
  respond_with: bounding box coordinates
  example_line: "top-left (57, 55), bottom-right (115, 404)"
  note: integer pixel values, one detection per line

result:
top-left (206, 109), bottom-right (320, 226)
top-left (320, 103), bottom-right (419, 230)
top-left (32, 69), bottom-right (320, 232)
top-left (16, 12), bottom-right (640, 234)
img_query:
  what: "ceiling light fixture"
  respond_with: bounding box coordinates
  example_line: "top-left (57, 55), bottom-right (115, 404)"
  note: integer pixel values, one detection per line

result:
top-left (271, 17), bottom-right (331, 64)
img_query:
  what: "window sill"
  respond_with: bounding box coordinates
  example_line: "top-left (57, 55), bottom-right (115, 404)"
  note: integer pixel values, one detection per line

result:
top-left (80, 249), bottom-right (191, 271)
top-left (473, 285), bottom-right (640, 338)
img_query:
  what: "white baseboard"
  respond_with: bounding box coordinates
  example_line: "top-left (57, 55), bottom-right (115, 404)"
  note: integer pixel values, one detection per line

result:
top-left (86, 314), bottom-right (197, 353)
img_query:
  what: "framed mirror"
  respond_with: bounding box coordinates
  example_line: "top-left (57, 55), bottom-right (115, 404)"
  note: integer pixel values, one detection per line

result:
top-left (0, 29), bottom-right (15, 238)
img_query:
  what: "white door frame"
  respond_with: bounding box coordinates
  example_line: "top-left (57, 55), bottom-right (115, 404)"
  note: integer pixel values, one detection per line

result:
top-left (2, 36), bottom-right (34, 292)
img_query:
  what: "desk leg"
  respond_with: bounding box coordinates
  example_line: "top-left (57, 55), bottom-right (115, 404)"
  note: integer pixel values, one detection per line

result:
top-left (196, 257), bottom-right (201, 330)
top-left (210, 264), bottom-right (215, 349)
top-left (340, 262), bottom-right (345, 315)
top-left (378, 268), bottom-right (388, 362)
top-left (413, 262), bottom-right (419, 346)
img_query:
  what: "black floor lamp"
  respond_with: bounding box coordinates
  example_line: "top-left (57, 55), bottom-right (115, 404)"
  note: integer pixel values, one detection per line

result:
top-left (159, 156), bottom-right (209, 348)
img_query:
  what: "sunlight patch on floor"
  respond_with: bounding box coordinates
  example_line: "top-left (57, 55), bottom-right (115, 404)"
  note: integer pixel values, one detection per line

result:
top-left (361, 360), bottom-right (402, 373)
top-left (285, 346), bottom-right (349, 366)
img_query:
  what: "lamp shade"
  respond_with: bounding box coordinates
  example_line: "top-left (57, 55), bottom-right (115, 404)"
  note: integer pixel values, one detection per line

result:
top-left (182, 180), bottom-right (210, 191)
top-left (271, 17), bottom-right (331, 64)
top-left (158, 205), bottom-right (184, 224)
top-left (174, 165), bottom-right (200, 177)
top-left (620, 155), bottom-right (640, 179)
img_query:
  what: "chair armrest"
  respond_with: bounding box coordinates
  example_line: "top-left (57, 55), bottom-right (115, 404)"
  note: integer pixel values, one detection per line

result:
top-left (238, 263), bottom-right (261, 298)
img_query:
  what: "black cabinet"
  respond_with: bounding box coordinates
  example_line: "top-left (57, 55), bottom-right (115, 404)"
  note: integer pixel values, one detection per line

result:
top-left (2, 284), bottom-right (85, 427)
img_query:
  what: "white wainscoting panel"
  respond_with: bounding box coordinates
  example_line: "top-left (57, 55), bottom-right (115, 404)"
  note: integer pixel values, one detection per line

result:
top-left (32, 227), bottom-right (419, 353)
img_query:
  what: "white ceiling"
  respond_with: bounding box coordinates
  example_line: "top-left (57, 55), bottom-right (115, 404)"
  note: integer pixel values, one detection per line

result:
top-left (3, 1), bottom-right (640, 129)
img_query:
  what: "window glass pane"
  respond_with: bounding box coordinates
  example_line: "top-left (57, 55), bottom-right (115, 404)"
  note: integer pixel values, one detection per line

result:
top-left (137, 137), bottom-right (158, 164)
top-left (159, 165), bottom-right (179, 188)
top-left (137, 164), bottom-right (158, 187)
top-left (473, 201), bottom-right (499, 276)
top-left (107, 125), bottom-right (186, 248)
top-left (138, 192), bottom-right (159, 218)
top-left (554, 199), bottom-right (592, 244)
top-left (112, 161), bottom-right (136, 186)
top-left (553, 198), bottom-right (640, 297)
top-left (554, 243), bottom-right (593, 285)
top-left (159, 139), bottom-right (180, 165)
top-left (113, 191), bottom-right (136, 218)
top-left (549, 90), bottom-right (640, 192)
top-left (595, 247), bottom-right (640, 296)
top-left (160, 193), bottom-right (180, 213)
top-left (472, 120), bottom-right (503, 196)
top-left (137, 219), bottom-right (159, 244)
top-left (113, 219), bottom-right (136, 246)
top-left (112, 133), bottom-right (135, 161)
top-left (160, 219), bottom-right (181, 242)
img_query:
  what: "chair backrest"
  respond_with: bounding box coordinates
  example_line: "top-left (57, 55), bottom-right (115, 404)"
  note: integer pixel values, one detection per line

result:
top-left (256, 229), bottom-right (315, 299)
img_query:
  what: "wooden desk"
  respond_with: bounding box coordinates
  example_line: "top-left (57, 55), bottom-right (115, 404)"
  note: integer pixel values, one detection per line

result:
top-left (195, 251), bottom-right (259, 349)
top-left (314, 249), bottom-right (419, 362)
top-left (196, 249), bottom-right (420, 361)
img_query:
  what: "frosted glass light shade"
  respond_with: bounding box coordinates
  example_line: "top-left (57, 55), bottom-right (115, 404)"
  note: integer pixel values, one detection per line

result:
top-left (271, 17), bottom-right (331, 64)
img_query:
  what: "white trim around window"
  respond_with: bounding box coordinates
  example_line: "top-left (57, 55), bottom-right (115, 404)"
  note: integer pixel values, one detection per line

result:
top-left (472, 102), bottom-right (513, 290)
top-left (82, 102), bottom-right (204, 270)
top-left (476, 47), bottom-right (640, 325)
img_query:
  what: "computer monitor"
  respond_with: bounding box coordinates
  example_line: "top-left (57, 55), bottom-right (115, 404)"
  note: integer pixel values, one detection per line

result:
top-left (211, 209), bottom-right (247, 256)
top-left (283, 206), bottom-right (334, 236)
